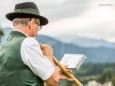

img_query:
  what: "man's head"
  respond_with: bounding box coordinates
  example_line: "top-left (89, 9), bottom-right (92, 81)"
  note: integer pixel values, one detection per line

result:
top-left (12, 18), bottom-right (41, 37)
top-left (6, 2), bottom-right (48, 37)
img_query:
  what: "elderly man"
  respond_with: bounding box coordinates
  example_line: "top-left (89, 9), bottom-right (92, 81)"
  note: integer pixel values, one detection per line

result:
top-left (0, 2), bottom-right (73, 86)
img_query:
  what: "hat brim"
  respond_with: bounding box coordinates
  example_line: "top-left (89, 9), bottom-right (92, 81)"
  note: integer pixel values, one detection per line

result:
top-left (6, 12), bottom-right (48, 26)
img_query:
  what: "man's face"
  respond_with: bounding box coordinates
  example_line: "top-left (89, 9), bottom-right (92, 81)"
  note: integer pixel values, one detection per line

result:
top-left (29, 18), bottom-right (41, 37)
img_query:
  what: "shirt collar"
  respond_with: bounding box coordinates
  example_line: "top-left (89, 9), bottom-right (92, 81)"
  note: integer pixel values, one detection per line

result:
top-left (13, 29), bottom-right (29, 37)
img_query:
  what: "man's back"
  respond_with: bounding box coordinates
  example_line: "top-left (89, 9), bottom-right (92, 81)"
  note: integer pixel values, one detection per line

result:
top-left (0, 31), bottom-right (43, 86)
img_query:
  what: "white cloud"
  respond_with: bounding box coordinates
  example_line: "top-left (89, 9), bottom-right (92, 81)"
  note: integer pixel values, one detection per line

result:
top-left (39, 2), bottom-right (115, 42)
top-left (0, 0), bottom-right (115, 43)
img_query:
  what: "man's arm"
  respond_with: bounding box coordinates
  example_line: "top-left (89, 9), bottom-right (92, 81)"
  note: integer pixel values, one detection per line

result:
top-left (41, 44), bottom-right (74, 86)
top-left (40, 44), bottom-right (59, 86)
top-left (21, 37), bottom-right (73, 86)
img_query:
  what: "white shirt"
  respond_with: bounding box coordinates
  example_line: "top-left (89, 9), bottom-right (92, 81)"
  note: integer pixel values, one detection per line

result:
top-left (21, 37), bottom-right (55, 80)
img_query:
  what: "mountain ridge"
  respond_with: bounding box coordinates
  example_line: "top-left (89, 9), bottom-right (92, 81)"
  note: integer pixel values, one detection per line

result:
top-left (36, 35), bottom-right (115, 63)
top-left (55, 35), bottom-right (115, 48)
top-left (1, 28), bottom-right (115, 63)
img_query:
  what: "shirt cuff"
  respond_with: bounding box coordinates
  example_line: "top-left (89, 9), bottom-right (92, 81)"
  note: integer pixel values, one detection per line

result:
top-left (42, 66), bottom-right (55, 80)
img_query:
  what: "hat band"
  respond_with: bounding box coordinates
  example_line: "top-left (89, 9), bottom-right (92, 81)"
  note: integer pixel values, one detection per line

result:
top-left (14, 8), bottom-right (39, 15)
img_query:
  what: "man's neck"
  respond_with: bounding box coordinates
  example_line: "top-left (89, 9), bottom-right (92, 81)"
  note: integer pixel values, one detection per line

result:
top-left (14, 25), bottom-right (31, 37)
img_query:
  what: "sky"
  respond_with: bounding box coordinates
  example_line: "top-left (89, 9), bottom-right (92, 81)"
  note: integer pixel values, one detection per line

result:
top-left (0, 0), bottom-right (115, 43)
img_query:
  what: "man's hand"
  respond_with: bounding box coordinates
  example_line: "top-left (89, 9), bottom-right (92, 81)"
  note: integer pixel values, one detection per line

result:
top-left (58, 65), bottom-right (75, 81)
top-left (40, 44), bottom-right (54, 64)
top-left (41, 44), bottom-right (53, 57)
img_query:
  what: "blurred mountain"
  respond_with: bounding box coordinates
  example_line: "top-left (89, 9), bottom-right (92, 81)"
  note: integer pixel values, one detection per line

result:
top-left (1, 28), bottom-right (12, 42)
top-left (36, 35), bottom-right (115, 63)
top-left (55, 35), bottom-right (115, 48)
top-left (1, 28), bottom-right (115, 63)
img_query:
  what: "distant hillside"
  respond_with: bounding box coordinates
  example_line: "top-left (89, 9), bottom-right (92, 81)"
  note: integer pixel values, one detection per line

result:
top-left (36, 35), bottom-right (115, 63)
top-left (55, 35), bottom-right (115, 48)
top-left (1, 28), bottom-right (12, 42)
top-left (1, 28), bottom-right (115, 63)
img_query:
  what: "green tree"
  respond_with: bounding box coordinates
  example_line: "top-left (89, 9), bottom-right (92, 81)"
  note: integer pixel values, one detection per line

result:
top-left (112, 77), bottom-right (115, 86)
top-left (98, 68), bottom-right (113, 84)
top-left (0, 26), bottom-right (4, 43)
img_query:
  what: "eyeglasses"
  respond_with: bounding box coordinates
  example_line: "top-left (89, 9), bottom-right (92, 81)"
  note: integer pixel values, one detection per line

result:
top-left (29, 18), bottom-right (42, 31)
top-left (35, 19), bottom-right (42, 31)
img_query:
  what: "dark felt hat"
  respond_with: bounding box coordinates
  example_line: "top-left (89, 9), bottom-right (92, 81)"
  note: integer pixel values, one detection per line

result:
top-left (6, 2), bottom-right (48, 26)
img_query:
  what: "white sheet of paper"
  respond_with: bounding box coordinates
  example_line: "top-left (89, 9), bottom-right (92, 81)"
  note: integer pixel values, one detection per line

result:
top-left (60, 54), bottom-right (87, 69)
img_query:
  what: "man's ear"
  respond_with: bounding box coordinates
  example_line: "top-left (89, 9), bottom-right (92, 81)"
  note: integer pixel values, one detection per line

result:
top-left (28, 18), bottom-right (35, 26)
top-left (31, 18), bottom-right (36, 25)
top-left (28, 18), bottom-right (34, 29)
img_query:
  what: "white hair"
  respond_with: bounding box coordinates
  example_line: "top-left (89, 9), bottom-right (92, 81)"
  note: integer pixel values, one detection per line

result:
top-left (12, 18), bottom-right (31, 26)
